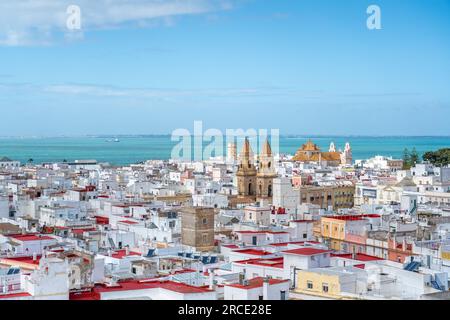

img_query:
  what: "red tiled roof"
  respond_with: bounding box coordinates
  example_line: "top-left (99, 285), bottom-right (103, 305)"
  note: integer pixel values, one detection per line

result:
top-left (83, 279), bottom-right (213, 295)
top-left (227, 277), bottom-right (289, 290)
top-left (331, 253), bottom-right (384, 262)
top-left (0, 292), bottom-right (32, 299)
top-left (159, 281), bottom-right (212, 294)
top-left (234, 257), bottom-right (284, 269)
top-left (235, 231), bottom-right (289, 235)
top-left (232, 249), bottom-right (273, 256)
top-left (269, 241), bottom-right (320, 247)
top-left (110, 249), bottom-right (141, 259)
top-left (0, 255), bottom-right (42, 266)
top-left (119, 220), bottom-right (139, 225)
top-left (222, 244), bottom-right (239, 249)
top-left (172, 269), bottom-right (197, 275)
top-left (9, 234), bottom-right (55, 242)
top-left (94, 216), bottom-right (110, 225)
top-left (69, 291), bottom-right (101, 300)
top-left (326, 214), bottom-right (381, 221)
top-left (71, 228), bottom-right (96, 235)
top-left (235, 231), bottom-right (265, 234)
top-left (282, 248), bottom-right (331, 256)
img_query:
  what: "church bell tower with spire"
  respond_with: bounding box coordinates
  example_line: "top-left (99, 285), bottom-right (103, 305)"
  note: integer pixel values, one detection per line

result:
top-left (236, 138), bottom-right (257, 196)
top-left (256, 139), bottom-right (277, 198)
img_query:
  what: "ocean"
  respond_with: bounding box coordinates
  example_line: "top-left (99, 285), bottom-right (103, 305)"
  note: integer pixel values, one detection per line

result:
top-left (0, 136), bottom-right (449, 166)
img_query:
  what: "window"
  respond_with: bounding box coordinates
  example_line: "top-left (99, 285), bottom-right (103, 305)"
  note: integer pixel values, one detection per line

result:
top-left (303, 233), bottom-right (307, 239)
top-left (322, 283), bottom-right (329, 293)
top-left (202, 218), bottom-right (208, 225)
top-left (280, 290), bottom-right (286, 300)
top-left (307, 281), bottom-right (313, 289)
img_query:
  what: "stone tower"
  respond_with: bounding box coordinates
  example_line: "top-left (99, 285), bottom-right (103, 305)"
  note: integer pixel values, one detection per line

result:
top-left (257, 139), bottom-right (277, 198)
top-left (227, 142), bottom-right (237, 163)
top-left (236, 138), bottom-right (257, 196)
top-left (181, 207), bottom-right (215, 252)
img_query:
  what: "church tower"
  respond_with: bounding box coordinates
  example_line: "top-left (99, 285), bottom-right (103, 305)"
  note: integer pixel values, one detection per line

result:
top-left (340, 142), bottom-right (352, 165)
top-left (256, 139), bottom-right (277, 198)
top-left (236, 138), bottom-right (257, 196)
top-left (227, 142), bottom-right (237, 164)
top-left (329, 142), bottom-right (336, 152)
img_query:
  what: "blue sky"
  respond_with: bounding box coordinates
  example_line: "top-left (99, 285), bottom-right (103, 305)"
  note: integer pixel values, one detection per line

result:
top-left (0, 0), bottom-right (449, 136)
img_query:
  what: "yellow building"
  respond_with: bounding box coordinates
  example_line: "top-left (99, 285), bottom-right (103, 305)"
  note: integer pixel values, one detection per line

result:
top-left (321, 216), bottom-right (346, 250)
top-left (295, 268), bottom-right (363, 299)
top-left (295, 269), bottom-right (343, 299)
top-left (320, 215), bottom-right (379, 251)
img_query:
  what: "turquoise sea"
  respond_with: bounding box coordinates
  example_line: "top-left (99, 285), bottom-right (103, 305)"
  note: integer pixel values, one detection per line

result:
top-left (0, 136), bottom-right (449, 165)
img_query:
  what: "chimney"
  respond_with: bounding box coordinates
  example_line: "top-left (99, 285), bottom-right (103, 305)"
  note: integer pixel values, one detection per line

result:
top-left (33, 252), bottom-right (37, 261)
top-left (263, 277), bottom-right (270, 300)
top-left (125, 247), bottom-right (130, 256)
top-left (209, 270), bottom-right (216, 290)
top-left (239, 272), bottom-right (245, 285)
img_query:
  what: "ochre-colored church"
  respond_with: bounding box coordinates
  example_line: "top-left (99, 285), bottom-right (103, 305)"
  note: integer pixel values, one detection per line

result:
top-left (292, 140), bottom-right (352, 167)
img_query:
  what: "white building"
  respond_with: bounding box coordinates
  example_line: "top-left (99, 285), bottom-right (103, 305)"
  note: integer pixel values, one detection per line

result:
top-left (0, 157), bottom-right (20, 169)
top-left (224, 277), bottom-right (289, 300)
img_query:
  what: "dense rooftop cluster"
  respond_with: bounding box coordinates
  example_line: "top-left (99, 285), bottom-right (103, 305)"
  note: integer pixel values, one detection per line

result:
top-left (1, 141), bottom-right (450, 300)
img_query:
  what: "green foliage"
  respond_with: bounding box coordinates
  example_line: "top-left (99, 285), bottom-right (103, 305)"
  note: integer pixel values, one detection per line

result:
top-left (410, 148), bottom-right (419, 165)
top-left (423, 148), bottom-right (450, 167)
top-left (402, 147), bottom-right (421, 169)
top-left (402, 148), bottom-right (412, 169)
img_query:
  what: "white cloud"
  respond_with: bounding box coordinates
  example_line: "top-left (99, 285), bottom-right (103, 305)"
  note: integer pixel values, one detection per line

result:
top-left (0, 0), bottom-right (233, 46)
top-left (0, 82), bottom-right (285, 101)
top-left (43, 84), bottom-right (280, 99)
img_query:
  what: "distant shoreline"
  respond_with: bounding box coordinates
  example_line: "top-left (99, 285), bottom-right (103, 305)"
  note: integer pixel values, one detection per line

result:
top-left (1, 134), bottom-right (450, 139)
top-left (1, 136), bottom-right (448, 166)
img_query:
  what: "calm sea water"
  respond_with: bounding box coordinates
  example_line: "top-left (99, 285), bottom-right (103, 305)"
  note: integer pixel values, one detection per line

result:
top-left (0, 136), bottom-right (449, 165)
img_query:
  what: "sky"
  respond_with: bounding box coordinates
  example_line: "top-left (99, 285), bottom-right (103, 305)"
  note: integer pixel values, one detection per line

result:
top-left (0, 0), bottom-right (449, 136)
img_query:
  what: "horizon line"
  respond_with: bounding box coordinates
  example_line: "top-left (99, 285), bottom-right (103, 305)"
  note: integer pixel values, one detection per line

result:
top-left (1, 134), bottom-right (450, 139)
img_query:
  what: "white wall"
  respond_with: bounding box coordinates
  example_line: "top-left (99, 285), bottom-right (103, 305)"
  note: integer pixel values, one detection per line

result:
top-left (0, 198), bottom-right (8, 219)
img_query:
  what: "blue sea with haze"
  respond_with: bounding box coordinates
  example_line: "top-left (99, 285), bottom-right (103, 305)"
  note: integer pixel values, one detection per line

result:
top-left (0, 136), bottom-right (449, 166)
